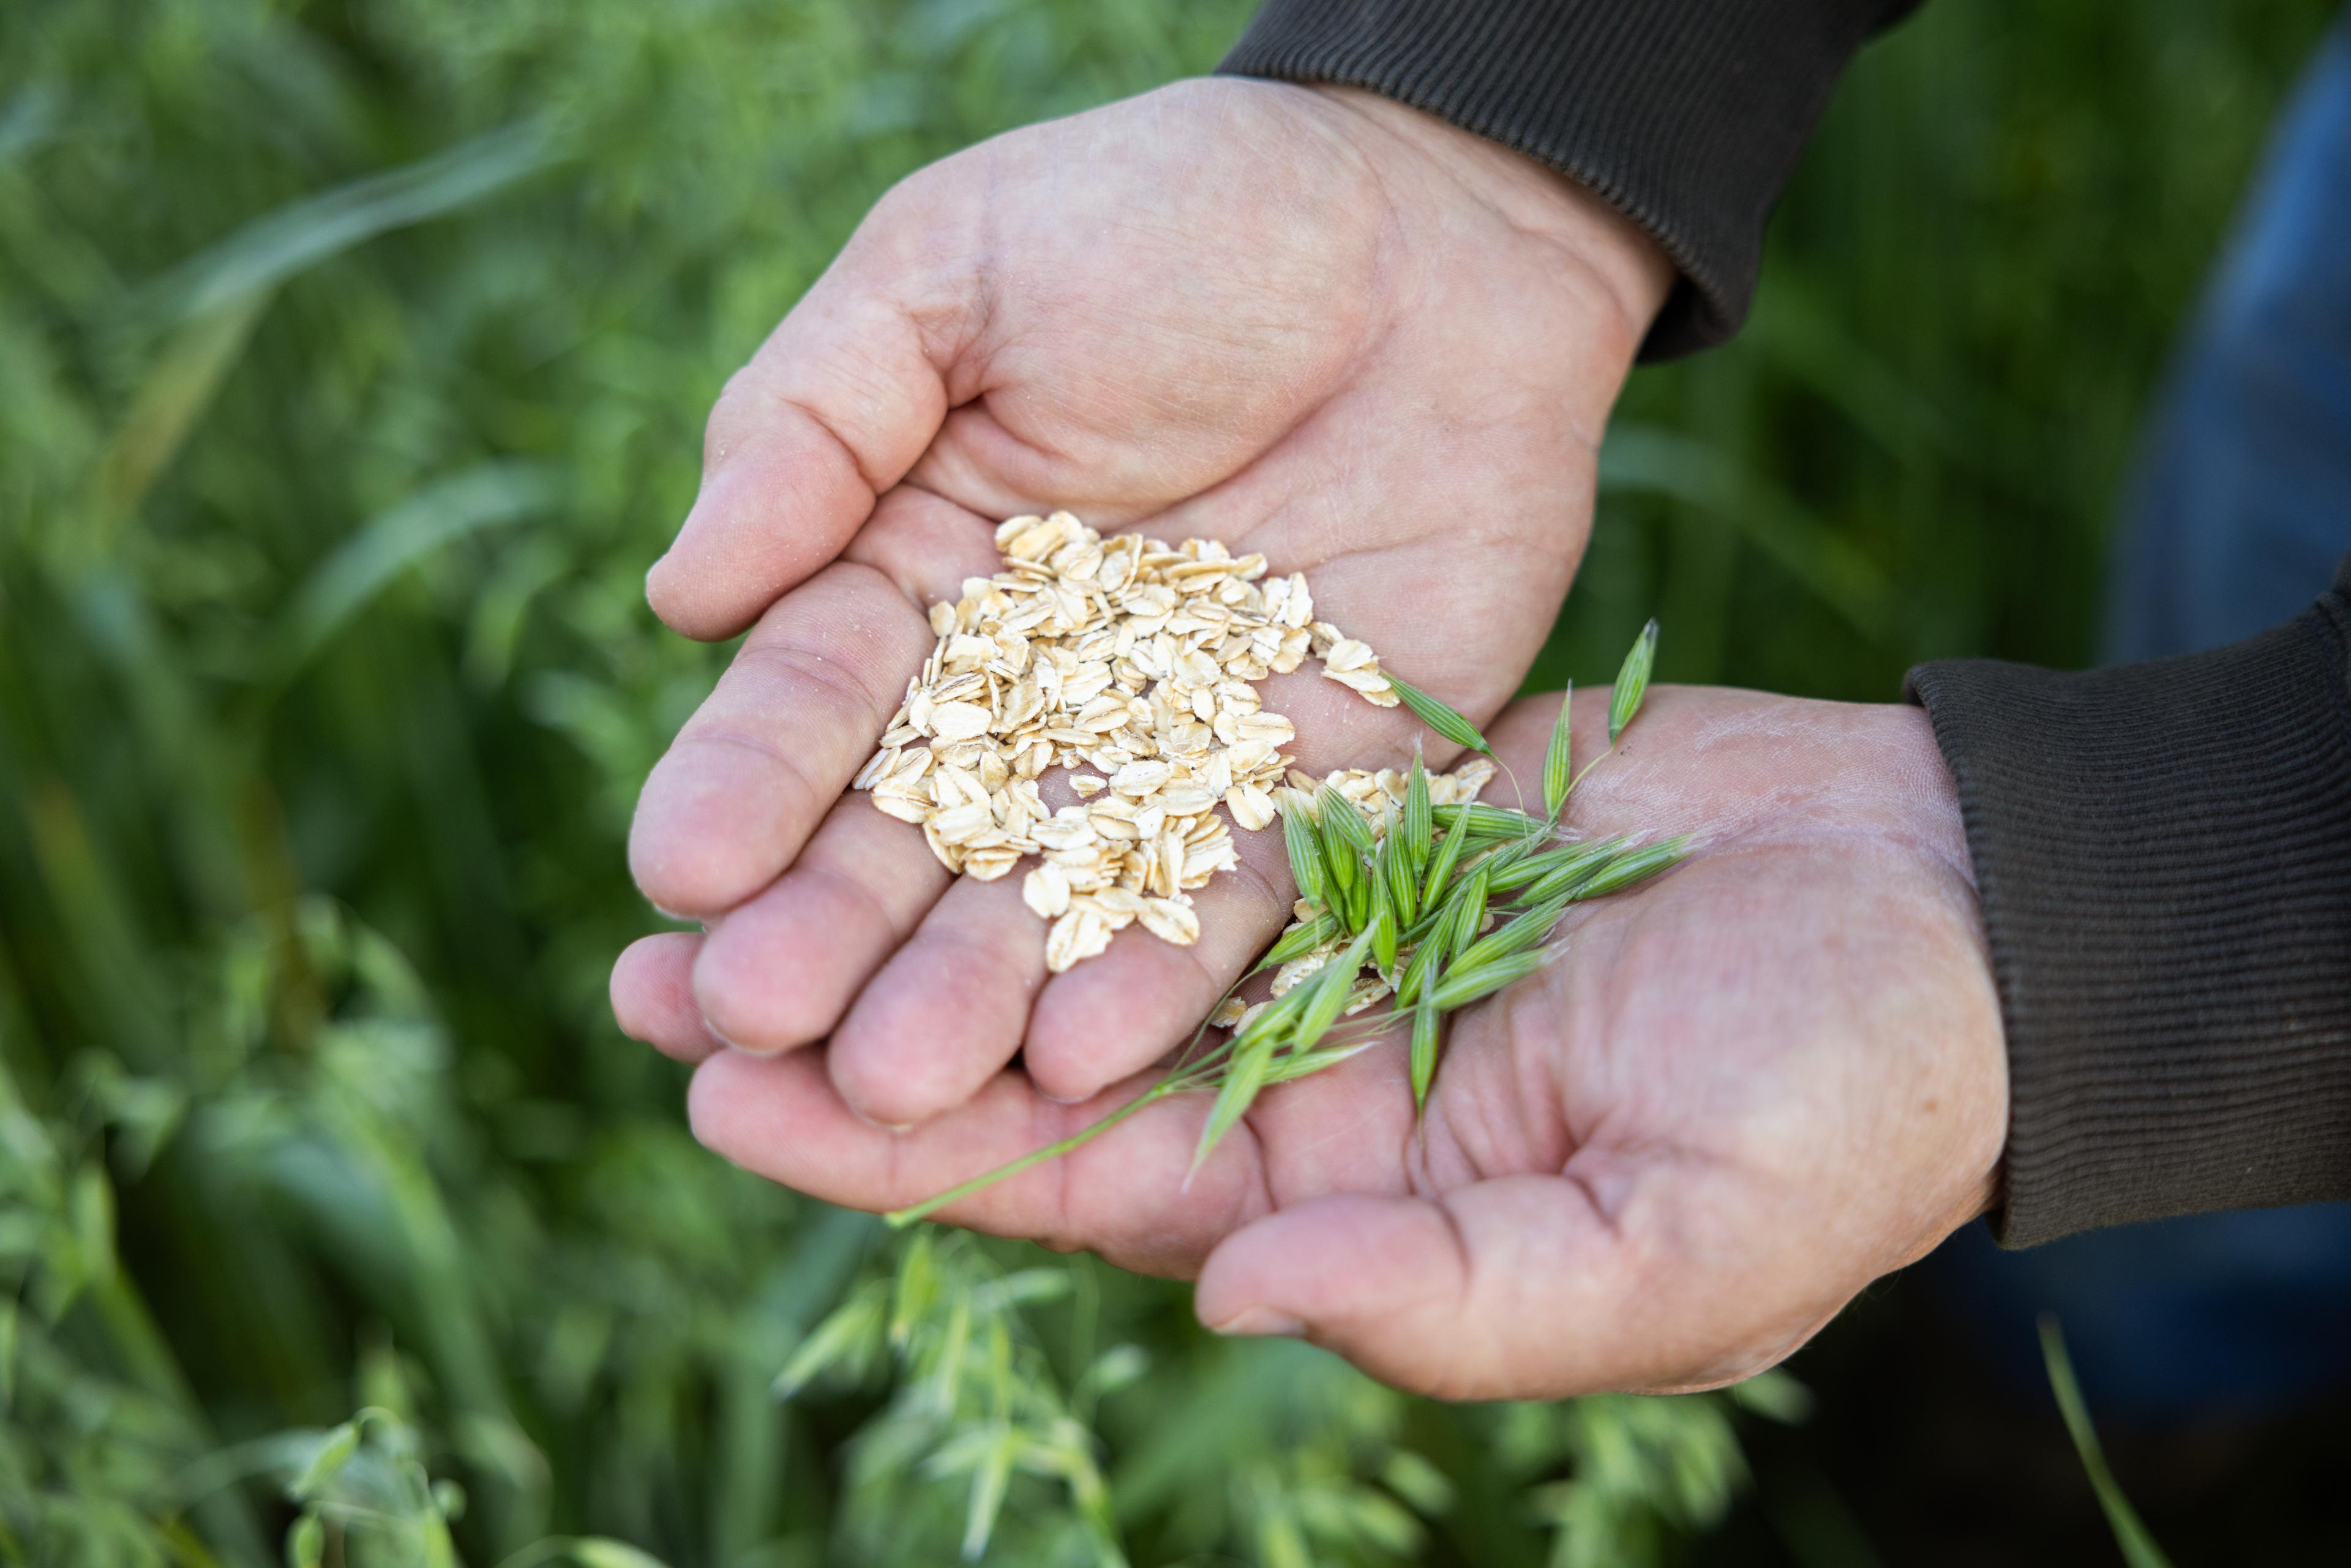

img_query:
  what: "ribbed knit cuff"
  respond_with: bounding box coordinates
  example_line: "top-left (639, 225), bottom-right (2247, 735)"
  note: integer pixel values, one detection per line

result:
top-left (1220, 0), bottom-right (1918, 359)
top-left (1907, 584), bottom-right (2351, 1248)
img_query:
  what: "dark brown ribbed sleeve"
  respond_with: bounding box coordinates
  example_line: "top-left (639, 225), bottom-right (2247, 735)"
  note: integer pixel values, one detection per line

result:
top-left (1220, 0), bottom-right (1921, 358)
top-left (1906, 560), bottom-right (2351, 1248)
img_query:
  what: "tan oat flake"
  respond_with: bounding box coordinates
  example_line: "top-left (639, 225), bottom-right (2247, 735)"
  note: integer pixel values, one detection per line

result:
top-left (851, 511), bottom-right (1461, 973)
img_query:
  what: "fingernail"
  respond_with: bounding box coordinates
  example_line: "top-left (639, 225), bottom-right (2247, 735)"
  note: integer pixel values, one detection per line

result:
top-left (1210, 1306), bottom-right (1306, 1339)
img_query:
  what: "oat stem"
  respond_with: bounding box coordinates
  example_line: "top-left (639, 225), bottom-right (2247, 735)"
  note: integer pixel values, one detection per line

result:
top-left (883, 1078), bottom-right (1187, 1228)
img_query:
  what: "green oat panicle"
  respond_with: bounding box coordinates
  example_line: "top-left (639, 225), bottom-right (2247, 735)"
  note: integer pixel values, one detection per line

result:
top-left (888, 617), bottom-right (1693, 1225)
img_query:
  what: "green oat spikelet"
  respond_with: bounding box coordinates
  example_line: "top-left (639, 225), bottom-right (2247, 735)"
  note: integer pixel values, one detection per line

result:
top-left (1450, 889), bottom-right (1577, 978)
top-left (1255, 910), bottom-right (1338, 973)
top-left (1401, 750), bottom-right (1434, 874)
top-left (1609, 619), bottom-right (1659, 745)
top-left (1280, 792), bottom-right (1326, 906)
top-left (1448, 864), bottom-right (1491, 964)
top-left (1428, 948), bottom-right (1552, 1011)
top-left (1422, 819), bottom-right (1471, 909)
top-left (1378, 827), bottom-right (1419, 928)
top-left (1382, 673), bottom-right (1491, 756)
top-left (1542, 681), bottom-right (1575, 819)
top-left (1192, 1033), bottom-right (1277, 1179)
top-left (1370, 852), bottom-right (1400, 973)
top-left (1432, 801), bottom-right (1537, 841)
top-left (1567, 837), bottom-right (1689, 901)
top-left (1292, 925), bottom-right (1379, 1053)
top-left (1410, 995), bottom-right (1441, 1114)
top-left (1395, 923), bottom-right (1447, 1008)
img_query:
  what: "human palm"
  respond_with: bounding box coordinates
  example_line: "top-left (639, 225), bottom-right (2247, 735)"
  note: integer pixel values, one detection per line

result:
top-left (619, 78), bottom-right (1673, 1124)
top-left (647, 688), bottom-right (2009, 1398)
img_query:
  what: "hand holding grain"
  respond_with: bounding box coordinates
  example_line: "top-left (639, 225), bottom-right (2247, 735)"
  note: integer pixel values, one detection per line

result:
top-left (613, 80), bottom-right (1671, 1127)
top-left (660, 688), bottom-right (2009, 1400)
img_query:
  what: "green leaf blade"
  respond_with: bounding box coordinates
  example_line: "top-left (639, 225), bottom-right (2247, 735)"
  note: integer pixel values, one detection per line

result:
top-left (2039, 1318), bottom-right (2176, 1568)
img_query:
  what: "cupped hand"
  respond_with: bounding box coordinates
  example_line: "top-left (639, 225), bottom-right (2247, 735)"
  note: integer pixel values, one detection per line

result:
top-left (617, 78), bottom-right (1673, 1126)
top-left (645, 687), bottom-right (2009, 1400)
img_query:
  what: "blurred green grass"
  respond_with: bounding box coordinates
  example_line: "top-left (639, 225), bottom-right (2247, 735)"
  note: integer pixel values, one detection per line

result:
top-left (0, 0), bottom-right (2337, 1562)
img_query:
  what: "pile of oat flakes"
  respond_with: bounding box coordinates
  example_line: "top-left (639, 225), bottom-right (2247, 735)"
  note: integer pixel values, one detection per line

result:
top-left (851, 511), bottom-right (1490, 972)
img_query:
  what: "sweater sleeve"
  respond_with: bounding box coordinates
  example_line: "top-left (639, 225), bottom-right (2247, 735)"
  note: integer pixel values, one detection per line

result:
top-left (1905, 560), bottom-right (2351, 1248)
top-left (1218, 0), bottom-right (1922, 359)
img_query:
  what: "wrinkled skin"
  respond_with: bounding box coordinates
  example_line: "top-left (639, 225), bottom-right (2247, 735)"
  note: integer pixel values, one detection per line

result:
top-left (619, 78), bottom-right (1671, 1128)
top-left (623, 688), bottom-right (2008, 1398)
top-left (611, 80), bottom-right (2011, 1399)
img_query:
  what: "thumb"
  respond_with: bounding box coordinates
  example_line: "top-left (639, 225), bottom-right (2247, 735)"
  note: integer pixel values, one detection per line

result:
top-left (1191, 1175), bottom-right (1791, 1400)
top-left (648, 178), bottom-right (981, 640)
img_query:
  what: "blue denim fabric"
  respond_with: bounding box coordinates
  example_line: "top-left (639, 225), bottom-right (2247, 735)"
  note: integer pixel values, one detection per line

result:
top-left (2106, 17), bottom-right (2351, 657)
top-left (1924, 15), bottom-right (2351, 1425)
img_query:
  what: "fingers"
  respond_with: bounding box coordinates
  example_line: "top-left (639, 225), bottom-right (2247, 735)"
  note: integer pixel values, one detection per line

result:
top-left (626, 560), bottom-right (934, 918)
top-left (1021, 814), bottom-right (1292, 1104)
top-left (823, 873), bottom-right (1047, 1128)
top-left (610, 933), bottom-right (724, 1063)
top-left (646, 179), bottom-right (982, 640)
top-left (684, 1047), bottom-right (1272, 1279)
top-left (689, 793), bottom-right (950, 1056)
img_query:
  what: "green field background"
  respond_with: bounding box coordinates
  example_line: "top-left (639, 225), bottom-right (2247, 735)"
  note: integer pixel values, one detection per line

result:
top-left (1, 1), bottom-right (2338, 1564)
